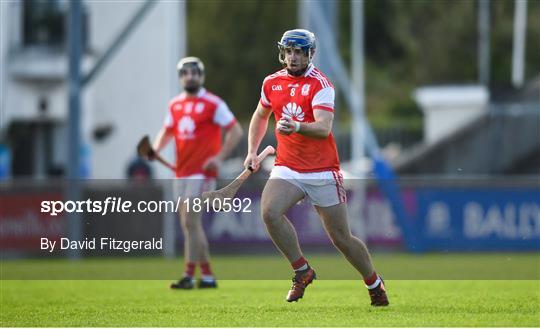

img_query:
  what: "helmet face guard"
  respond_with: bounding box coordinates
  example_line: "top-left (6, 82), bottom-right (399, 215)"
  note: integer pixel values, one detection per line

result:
top-left (277, 29), bottom-right (316, 65)
top-left (177, 56), bottom-right (205, 77)
top-left (176, 56), bottom-right (205, 89)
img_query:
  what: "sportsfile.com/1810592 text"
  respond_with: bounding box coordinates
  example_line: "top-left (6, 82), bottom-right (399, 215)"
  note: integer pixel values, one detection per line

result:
top-left (40, 197), bottom-right (252, 216)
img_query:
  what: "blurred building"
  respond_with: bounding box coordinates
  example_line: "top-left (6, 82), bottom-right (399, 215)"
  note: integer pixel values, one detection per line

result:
top-left (395, 82), bottom-right (540, 176)
top-left (1, 0), bottom-right (184, 179)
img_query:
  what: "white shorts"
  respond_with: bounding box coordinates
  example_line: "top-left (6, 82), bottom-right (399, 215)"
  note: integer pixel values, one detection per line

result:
top-left (269, 165), bottom-right (347, 207)
top-left (173, 174), bottom-right (217, 199)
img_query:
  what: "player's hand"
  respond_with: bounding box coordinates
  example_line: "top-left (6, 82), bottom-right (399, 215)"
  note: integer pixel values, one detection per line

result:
top-left (202, 156), bottom-right (222, 172)
top-left (276, 115), bottom-right (295, 135)
top-left (243, 152), bottom-right (260, 172)
top-left (144, 148), bottom-right (156, 161)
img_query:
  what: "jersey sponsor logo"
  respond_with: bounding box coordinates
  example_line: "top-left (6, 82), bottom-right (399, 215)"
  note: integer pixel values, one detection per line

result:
top-left (195, 102), bottom-right (205, 113)
top-left (184, 102), bottom-right (193, 114)
top-left (271, 85), bottom-right (283, 91)
top-left (288, 83), bottom-right (299, 88)
top-left (178, 116), bottom-right (196, 139)
top-left (282, 102), bottom-right (305, 121)
top-left (301, 84), bottom-right (311, 96)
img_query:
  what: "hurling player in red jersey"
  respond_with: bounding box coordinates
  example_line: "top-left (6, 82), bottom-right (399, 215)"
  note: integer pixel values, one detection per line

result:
top-left (244, 30), bottom-right (388, 306)
top-left (152, 57), bottom-right (243, 289)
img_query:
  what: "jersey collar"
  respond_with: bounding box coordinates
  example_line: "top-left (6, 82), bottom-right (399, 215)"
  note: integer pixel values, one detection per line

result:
top-left (303, 63), bottom-right (314, 77)
top-left (196, 87), bottom-right (206, 97)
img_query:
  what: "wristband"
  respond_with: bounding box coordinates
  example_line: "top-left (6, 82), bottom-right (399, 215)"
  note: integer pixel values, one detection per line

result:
top-left (293, 121), bottom-right (300, 133)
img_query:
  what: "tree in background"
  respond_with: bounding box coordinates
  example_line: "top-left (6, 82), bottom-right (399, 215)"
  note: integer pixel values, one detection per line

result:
top-left (188, 0), bottom-right (540, 148)
top-left (188, 0), bottom-right (295, 123)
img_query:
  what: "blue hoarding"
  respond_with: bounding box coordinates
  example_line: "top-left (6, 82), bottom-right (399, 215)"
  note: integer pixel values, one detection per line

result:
top-left (414, 187), bottom-right (540, 251)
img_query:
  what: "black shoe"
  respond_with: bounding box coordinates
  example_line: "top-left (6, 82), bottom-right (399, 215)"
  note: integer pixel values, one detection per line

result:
top-left (198, 278), bottom-right (217, 288)
top-left (170, 277), bottom-right (195, 289)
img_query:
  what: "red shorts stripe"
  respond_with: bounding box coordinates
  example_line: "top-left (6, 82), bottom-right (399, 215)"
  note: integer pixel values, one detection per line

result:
top-left (331, 171), bottom-right (343, 203)
top-left (332, 171), bottom-right (346, 203)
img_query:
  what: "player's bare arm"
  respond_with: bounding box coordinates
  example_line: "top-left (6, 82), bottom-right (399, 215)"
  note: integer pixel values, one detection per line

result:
top-left (151, 127), bottom-right (174, 157)
top-left (203, 122), bottom-right (243, 171)
top-left (244, 102), bottom-right (272, 172)
top-left (277, 109), bottom-right (333, 139)
top-left (217, 122), bottom-right (244, 161)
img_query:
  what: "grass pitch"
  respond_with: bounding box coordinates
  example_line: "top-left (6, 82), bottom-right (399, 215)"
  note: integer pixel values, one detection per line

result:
top-left (1, 255), bottom-right (539, 327)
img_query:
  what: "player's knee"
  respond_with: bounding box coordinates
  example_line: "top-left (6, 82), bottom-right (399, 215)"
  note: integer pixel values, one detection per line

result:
top-left (181, 219), bottom-right (198, 232)
top-left (329, 231), bottom-right (352, 251)
top-left (180, 222), bottom-right (191, 233)
top-left (199, 239), bottom-right (208, 250)
top-left (261, 207), bottom-right (282, 225)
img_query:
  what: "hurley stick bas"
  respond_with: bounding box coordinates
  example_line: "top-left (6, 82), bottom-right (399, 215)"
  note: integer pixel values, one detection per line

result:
top-left (137, 135), bottom-right (176, 172)
top-left (202, 145), bottom-right (276, 205)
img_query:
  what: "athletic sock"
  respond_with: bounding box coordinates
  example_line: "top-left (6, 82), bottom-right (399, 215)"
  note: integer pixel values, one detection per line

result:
top-left (183, 262), bottom-right (196, 278)
top-left (291, 256), bottom-right (309, 272)
top-left (200, 262), bottom-right (213, 279)
top-left (364, 272), bottom-right (381, 289)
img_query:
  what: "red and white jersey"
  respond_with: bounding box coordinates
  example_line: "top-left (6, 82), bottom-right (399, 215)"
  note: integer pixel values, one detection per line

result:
top-left (163, 88), bottom-right (236, 178)
top-left (260, 64), bottom-right (340, 172)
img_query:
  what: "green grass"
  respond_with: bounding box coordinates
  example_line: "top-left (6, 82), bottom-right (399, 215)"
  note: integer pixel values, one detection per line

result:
top-left (1, 280), bottom-right (539, 327)
top-left (1, 254), bottom-right (539, 327)
top-left (2, 253), bottom-right (538, 280)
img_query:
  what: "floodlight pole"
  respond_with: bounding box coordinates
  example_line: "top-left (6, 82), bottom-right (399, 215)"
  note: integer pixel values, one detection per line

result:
top-left (350, 0), bottom-right (367, 240)
top-left (512, 0), bottom-right (527, 88)
top-left (67, 0), bottom-right (83, 259)
top-left (478, 0), bottom-right (491, 86)
top-left (351, 0), bottom-right (365, 169)
top-left (67, 0), bottom-right (161, 259)
top-left (162, 0), bottom-right (187, 259)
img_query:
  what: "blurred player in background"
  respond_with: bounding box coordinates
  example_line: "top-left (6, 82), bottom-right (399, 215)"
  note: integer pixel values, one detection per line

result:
top-left (152, 57), bottom-right (243, 289)
top-left (244, 29), bottom-right (389, 306)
